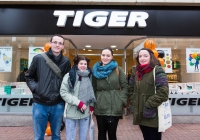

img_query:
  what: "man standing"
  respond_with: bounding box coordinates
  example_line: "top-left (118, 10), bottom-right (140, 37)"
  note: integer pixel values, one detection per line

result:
top-left (25, 35), bottom-right (71, 140)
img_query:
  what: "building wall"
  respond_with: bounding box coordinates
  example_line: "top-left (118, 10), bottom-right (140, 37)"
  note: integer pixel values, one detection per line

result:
top-left (0, 0), bottom-right (200, 6)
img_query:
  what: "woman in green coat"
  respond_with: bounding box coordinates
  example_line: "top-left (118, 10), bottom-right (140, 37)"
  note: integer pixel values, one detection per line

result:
top-left (129, 48), bottom-right (169, 140)
top-left (92, 48), bottom-right (129, 140)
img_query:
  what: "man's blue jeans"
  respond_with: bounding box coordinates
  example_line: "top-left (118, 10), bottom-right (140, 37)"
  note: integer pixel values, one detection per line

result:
top-left (32, 102), bottom-right (64, 140)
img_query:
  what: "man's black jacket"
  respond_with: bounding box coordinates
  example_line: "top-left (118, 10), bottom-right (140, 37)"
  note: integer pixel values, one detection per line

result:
top-left (25, 49), bottom-right (71, 105)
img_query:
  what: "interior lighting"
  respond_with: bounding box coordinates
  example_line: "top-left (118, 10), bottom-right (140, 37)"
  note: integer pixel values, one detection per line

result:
top-left (157, 42), bottom-right (161, 48)
top-left (6, 41), bottom-right (10, 46)
top-left (190, 43), bottom-right (194, 48)
top-left (17, 42), bottom-right (21, 48)
top-left (30, 42), bottom-right (33, 46)
top-left (64, 49), bottom-right (66, 54)
top-left (174, 40), bottom-right (178, 49)
top-left (111, 45), bottom-right (116, 48)
top-left (12, 37), bottom-right (16, 42)
top-left (85, 45), bottom-right (91, 48)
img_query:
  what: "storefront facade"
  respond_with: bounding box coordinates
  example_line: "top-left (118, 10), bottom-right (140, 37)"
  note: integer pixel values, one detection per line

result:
top-left (0, 5), bottom-right (200, 36)
top-left (0, 4), bottom-right (200, 115)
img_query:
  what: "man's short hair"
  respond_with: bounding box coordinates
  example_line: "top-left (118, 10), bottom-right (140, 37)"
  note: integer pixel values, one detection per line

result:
top-left (50, 34), bottom-right (65, 45)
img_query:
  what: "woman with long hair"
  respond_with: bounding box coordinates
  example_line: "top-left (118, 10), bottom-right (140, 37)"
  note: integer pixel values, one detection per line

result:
top-left (129, 48), bottom-right (169, 140)
top-left (92, 48), bottom-right (129, 140)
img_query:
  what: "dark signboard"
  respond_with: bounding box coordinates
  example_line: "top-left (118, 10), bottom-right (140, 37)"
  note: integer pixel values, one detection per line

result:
top-left (0, 5), bottom-right (200, 36)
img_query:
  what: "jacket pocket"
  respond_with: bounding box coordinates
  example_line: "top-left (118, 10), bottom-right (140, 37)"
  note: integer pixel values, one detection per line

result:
top-left (141, 94), bottom-right (153, 113)
top-left (95, 91), bottom-right (110, 112)
top-left (114, 90), bottom-right (123, 112)
top-left (34, 83), bottom-right (38, 93)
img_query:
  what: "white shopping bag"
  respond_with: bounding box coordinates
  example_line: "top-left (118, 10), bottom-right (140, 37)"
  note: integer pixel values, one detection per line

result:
top-left (153, 66), bottom-right (172, 132)
top-left (89, 114), bottom-right (95, 140)
top-left (158, 100), bottom-right (172, 132)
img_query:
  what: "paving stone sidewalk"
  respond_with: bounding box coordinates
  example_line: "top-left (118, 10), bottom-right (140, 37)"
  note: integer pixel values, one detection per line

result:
top-left (1, 114), bottom-right (200, 140)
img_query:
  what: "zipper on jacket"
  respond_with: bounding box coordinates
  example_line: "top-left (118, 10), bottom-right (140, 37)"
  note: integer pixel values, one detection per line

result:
top-left (137, 80), bottom-right (141, 119)
top-left (108, 76), bottom-right (113, 115)
top-left (106, 75), bottom-right (113, 116)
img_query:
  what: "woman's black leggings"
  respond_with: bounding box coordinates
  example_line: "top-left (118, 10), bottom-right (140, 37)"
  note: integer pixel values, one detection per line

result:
top-left (96, 115), bottom-right (119, 140)
top-left (139, 125), bottom-right (162, 140)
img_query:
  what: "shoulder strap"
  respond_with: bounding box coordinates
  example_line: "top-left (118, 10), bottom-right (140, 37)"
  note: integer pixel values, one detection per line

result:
top-left (116, 66), bottom-right (119, 76)
top-left (40, 53), bottom-right (63, 80)
top-left (116, 67), bottom-right (121, 90)
top-left (153, 65), bottom-right (157, 94)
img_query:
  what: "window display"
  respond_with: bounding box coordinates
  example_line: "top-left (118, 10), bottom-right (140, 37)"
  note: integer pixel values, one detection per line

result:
top-left (0, 82), bottom-right (31, 95)
top-left (186, 48), bottom-right (200, 73)
top-left (20, 58), bottom-right (28, 72)
top-left (0, 47), bottom-right (13, 72)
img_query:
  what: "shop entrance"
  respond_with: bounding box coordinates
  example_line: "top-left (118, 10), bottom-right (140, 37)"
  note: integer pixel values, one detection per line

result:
top-left (65, 35), bottom-right (147, 75)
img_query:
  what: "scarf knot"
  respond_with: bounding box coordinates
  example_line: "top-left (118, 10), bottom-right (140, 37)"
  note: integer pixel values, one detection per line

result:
top-left (68, 67), bottom-right (96, 105)
top-left (136, 64), bottom-right (153, 81)
top-left (92, 60), bottom-right (118, 79)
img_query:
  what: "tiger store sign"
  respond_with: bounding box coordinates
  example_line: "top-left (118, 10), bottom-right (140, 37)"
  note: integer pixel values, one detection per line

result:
top-left (53, 11), bottom-right (149, 28)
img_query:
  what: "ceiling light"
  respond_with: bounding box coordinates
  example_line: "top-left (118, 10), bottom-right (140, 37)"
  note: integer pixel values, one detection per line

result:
top-left (88, 49), bottom-right (92, 51)
top-left (83, 49), bottom-right (85, 50)
top-left (6, 41), bottom-right (10, 46)
top-left (157, 42), bottom-right (161, 48)
top-left (85, 45), bottom-right (91, 48)
top-left (28, 37), bottom-right (35, 43)
top-left (17, 42), bottom-right (21, 48)
top-left (30, 42), bottom-right (33, 46)
top-left (174, 40), bottom-right (178, 49)
top-left (174, 44), bottom-right (178, 49)
top-left (12, 37), bottom-right (16, 42)
top-left (190, 43), bottom-right (194, 48)
top-left (111, 45), bottom-right (116, 48)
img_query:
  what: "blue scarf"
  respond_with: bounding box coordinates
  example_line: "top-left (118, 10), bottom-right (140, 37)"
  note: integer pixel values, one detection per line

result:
top-left (93, 60), bottom-right (118, 79)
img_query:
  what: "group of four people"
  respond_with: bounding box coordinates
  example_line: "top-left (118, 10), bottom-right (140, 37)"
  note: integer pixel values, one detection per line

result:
top-left (25, 35), bottom-right (169, 140)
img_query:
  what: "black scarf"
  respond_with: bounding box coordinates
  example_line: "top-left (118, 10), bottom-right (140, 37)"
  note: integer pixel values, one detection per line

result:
top-left (46, 48), bottom-right (63, 65)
